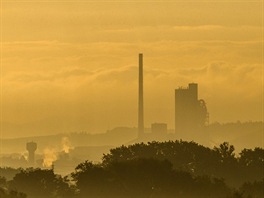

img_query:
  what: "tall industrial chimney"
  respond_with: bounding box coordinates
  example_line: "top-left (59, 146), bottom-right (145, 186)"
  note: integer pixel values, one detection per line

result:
top-left (138, 53), bottom-right (144, 137)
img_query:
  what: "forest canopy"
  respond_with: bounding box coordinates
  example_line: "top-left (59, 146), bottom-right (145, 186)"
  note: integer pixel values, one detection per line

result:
top-left (1, 141), bottom-right (263, 198)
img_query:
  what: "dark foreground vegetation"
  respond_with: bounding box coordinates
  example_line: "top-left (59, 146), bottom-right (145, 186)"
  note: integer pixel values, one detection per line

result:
top-left (0, 140), bottom-right (263, 198)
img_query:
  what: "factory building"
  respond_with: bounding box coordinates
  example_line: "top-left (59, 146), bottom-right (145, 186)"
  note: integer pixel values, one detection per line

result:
top-left (151, 123), bottom-right (167, 135)
top-left (175, 83), bottom-right (208, 133)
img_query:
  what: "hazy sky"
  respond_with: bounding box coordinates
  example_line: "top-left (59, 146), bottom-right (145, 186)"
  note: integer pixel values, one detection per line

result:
top-left (1, 0), bottom-right (263, 138)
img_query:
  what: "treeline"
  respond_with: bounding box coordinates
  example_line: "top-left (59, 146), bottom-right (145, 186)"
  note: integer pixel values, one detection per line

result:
top-left (0, 168), bottom-right (75, 198)
top-left (0, 140), bottom-right (263, 198)
top-left (103, 141), bottom-right (263, 187)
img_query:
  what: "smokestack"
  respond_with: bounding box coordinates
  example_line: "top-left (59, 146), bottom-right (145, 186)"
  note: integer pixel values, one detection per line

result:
top-left (138, 53), bottom-right (144, 137)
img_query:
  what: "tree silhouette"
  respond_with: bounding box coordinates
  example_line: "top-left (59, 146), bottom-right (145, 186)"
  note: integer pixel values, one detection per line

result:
top-left (103, 141), bottom-right (223, 176)
top-left (214, 142), bottom-right (235, 162)
top-left (239, 179), bottom-right (264, 198)
top-left (10, 168), bottom-right (74, 198)
top-left (2, 140), bottom-right (262, 198)
top-left (71, 160), bottom-right (111, 198)
top-left (103, 141), bottom-right (262, 187)
top-left (237, 148), bottom-right (264, 183)
top-left (72, 158), bottom-right (232, 198)
top-left (0, 167), bottom-right (21, 181)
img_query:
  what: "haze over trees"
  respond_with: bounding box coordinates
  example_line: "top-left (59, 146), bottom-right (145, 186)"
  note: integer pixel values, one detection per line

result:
top-left (0, 121), bottom-right (262, 172)
top-left (0, 140), bottom-right (263, 198)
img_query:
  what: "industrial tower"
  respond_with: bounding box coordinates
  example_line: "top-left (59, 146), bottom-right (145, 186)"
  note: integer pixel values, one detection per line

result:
top-left (26, 141), bottom-right (37, 166)
top-left (138, 53), bottom-right (144, 137)
top-left (175, 83), bottom-right (208, 133)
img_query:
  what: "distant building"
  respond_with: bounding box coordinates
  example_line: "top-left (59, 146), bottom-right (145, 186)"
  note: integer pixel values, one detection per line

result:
top-left (151, 123), bottom-right (167, 135)
top-left (175, 83), bottom-right (208, 133)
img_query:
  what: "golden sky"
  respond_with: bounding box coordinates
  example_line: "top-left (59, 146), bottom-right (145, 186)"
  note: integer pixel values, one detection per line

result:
top-left (1, 0), bottom-right (263, 138)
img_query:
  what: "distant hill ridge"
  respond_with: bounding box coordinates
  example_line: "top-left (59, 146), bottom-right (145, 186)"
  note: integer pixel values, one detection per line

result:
top-left (0, 122), bottom-right (263, 154)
